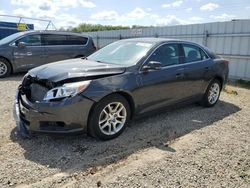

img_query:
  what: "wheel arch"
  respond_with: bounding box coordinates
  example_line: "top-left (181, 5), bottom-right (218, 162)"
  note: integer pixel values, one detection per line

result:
top-left (88, 91), bottom-right (135, 120)
top-left (86, 91), bottom-right (135, 136)
top-left (213, 75), bottom-right (224, 89)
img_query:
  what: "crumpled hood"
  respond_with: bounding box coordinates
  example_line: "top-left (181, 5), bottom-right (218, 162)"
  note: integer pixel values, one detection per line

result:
top-left (28, 58), bottom-right (126, 82)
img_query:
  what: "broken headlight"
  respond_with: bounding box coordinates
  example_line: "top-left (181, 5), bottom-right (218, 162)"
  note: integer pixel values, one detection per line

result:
top-left (43, 80), bottom-right (91, 101)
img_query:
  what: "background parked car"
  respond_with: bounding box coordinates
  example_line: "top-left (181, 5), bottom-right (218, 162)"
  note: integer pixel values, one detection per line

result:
top-left (0, 31), bottom-right (96, 77)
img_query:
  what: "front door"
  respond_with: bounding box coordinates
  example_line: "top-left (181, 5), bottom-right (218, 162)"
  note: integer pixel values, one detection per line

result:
top-left (134, 43), bottom-right (187, 114)
top-left (13, 34), bottom-right (45, 70)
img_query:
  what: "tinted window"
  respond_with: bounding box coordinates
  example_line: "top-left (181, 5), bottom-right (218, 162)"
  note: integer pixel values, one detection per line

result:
top-left (67, 35), bottom-right (88, 45)
top-left (42, 34), bottom-right (67, 45)
top-left (183, 44), bottom-right (208, 63)
top-left (148, 44), bottom-right (180, 67)
top-left (17, 35), bottom-right (41, 46)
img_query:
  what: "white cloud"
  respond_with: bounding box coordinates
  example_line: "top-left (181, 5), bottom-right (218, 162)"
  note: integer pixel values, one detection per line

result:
top-left (10, 0), bottom-right (95, 29)
top-left (200, 3), bottom-right (219, 11)
top-left (154, 15), bottom-right (188, 26)
top-left (126, 8), bottom-right (146, 19)
top-left (90, 11), bottom-right (119, 21)
top-left (39, 4), bottom-right (51, 11)
top-left (162, 1), bottom-right (183, 8)
top-left (13, 8), bottom-right (33, 17)
top-left (185, 7), bottom-right (192, 12)
top-left (189, 16), bottom-right (203, 22)
top-left (79, 0), bottom-right (96, 8)
top-left (0, 9), bottom-right (5, 15)
top-left (11, 0), bottom-right (96, 8)
top-left (210, 13), bottom-right (235, 21)
top-left (90, 8), bottom-right (147, 21)
top-left (56, 13), bottom-right (82, 28)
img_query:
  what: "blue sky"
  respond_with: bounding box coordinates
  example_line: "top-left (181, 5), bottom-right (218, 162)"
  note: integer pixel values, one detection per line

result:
top-left (0, 0), bottom-right (250, 29)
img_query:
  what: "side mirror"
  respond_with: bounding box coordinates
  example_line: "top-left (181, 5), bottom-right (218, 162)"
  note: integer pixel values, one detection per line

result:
top-left (142, 61), bottom-right (162, 71)
top-left (17, 42), bottom-right (26, 48)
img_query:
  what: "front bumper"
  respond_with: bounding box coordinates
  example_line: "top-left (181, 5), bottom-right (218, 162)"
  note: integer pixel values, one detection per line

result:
top-left (13, 90), bottom-right (94, 134)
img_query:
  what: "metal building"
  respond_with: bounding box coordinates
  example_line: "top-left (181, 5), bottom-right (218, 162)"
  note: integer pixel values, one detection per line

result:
top-left (0, 21), bottom-right (34, 40)
top-left (84, 20), bottom-right (250, 81)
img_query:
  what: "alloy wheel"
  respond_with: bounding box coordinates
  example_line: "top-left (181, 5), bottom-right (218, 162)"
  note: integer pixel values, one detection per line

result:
top-left (208, 82), bottom-right (220, 104)
top-left (98, 102), bottom-right (127, 135)
top-left (0, 61), bottom-right (7, 76)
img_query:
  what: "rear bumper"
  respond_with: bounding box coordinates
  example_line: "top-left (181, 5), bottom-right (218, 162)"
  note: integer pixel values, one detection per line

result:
top-left (13, 90), bottom-right (94, 134)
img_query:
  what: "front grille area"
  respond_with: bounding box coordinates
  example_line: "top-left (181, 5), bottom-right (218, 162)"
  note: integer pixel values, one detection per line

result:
top-left (30, 83), bottom-right (49, 102)
top-left (20, 75), bottom-right (54, 103)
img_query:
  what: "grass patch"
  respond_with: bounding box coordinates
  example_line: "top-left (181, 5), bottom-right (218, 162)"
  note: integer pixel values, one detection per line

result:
top-left (236, 79), bottom-right (250, 89)
top-left (223, 87), bottom-right (238, 95)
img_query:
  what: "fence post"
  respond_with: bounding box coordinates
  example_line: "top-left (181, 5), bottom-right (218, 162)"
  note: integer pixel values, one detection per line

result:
top-left (96, 34), bottom-right (99, 49)
top-left (119, 34), bottom-right (122, 40)
top-left (203, 30), bottom-right (209, 46)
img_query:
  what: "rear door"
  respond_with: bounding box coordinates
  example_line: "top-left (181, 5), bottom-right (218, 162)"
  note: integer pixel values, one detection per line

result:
top-left (13, 34), bottom-right (45, 70)
top-left (66, 35), bottom-right (90, 57)
top-left (42, 34), bottom-right (72, 63)
top-left (181, 43), bottom-right (213, 97)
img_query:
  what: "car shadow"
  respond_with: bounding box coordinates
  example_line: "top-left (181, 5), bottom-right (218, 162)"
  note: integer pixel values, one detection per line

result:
top-left (10, 100), bottom-right (240, 173)
top-left (0, 73), bottom-right (25, 82)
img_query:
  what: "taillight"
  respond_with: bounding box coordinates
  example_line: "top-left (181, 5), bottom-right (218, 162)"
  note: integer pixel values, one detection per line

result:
top-left (92, 41), bottom-right (97, 50)
top-left (224, 60), bottom-right (229, 65)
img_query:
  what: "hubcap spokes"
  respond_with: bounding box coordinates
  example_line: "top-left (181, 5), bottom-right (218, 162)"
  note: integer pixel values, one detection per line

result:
top-left (0, 62), bottom-right (7, 75)
top-left (99, 102), bottom-right (127, 135)
top-left (208, 83), bottom-right (220, 104)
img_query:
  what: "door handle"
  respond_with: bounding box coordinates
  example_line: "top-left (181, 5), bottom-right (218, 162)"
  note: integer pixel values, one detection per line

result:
top-left (26, 52), bottom-right (32, 56)
top-left (177, 67), bottom-right (185, 71)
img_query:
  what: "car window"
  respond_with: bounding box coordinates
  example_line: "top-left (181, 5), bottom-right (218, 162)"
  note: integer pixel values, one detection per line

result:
top-left (148, 44), bottom-right (180, 67)
top-left (42, 34), bottom-right (67, 45)
top-left (66, 35), bottom-right (88, 45)
top-left (88, 41), bottom-right (153, 65)
top-left (183, 44), bottom-right (208, 63)
top-left (16, 35), bottom-right (41, 46)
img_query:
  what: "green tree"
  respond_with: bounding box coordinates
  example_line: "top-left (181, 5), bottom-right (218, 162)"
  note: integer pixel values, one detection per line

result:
top-left (68, 23), bottom-right (130, 32)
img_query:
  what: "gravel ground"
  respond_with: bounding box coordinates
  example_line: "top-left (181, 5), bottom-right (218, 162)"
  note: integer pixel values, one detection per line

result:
top-left (0, 74), bottom-right (249, 188)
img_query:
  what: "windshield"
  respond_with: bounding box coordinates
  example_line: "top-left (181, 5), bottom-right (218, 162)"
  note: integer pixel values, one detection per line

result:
top-left (88, 40), bottom-right (153, 66)
top-left (0, 32), bottom-right (24, 45)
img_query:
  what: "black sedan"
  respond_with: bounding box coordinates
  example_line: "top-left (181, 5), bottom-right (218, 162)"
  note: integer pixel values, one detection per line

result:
top-left (14, 38), bottom-right (229, 140)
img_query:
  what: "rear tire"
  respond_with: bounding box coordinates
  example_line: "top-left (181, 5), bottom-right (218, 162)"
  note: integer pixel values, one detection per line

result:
top-left (0, 58), bottom-right (11, 78)
top-left (201, 79), bottom-right (221, 107)
top-left (88, 94), bottom-right (131, 140)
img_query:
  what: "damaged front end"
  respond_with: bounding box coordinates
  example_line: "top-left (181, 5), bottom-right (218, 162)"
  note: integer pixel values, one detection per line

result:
top-left (13, 74), bottom-right (95, 137)
top-left (13, 64), bottom-right (125, 137)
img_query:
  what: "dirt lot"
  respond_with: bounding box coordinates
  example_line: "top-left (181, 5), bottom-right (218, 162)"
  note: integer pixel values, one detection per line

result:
top-left (0, 75), bottom-right (249, 188)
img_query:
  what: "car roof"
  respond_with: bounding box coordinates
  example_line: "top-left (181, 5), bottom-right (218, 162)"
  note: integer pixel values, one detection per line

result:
top-left (122, 37), bottom-right (207, 49)
top-left (15, 30), bottom-right (91, 37)
top-left (122, 37), bottom-right (182, 44)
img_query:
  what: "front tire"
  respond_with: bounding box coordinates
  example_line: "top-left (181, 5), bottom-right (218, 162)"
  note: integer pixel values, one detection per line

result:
top-left (88, 94), bottom-right (131, 140)
top-left (201, 79), bottom-right (221, 107)
top-left (0, 58), bottom-right (11, 78)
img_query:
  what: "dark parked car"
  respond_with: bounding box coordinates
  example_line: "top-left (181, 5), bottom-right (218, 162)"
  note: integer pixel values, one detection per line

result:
top-left (0, 31), bottom-right (96, 77)
top-left (14, 38), bottom-right (229, 140)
